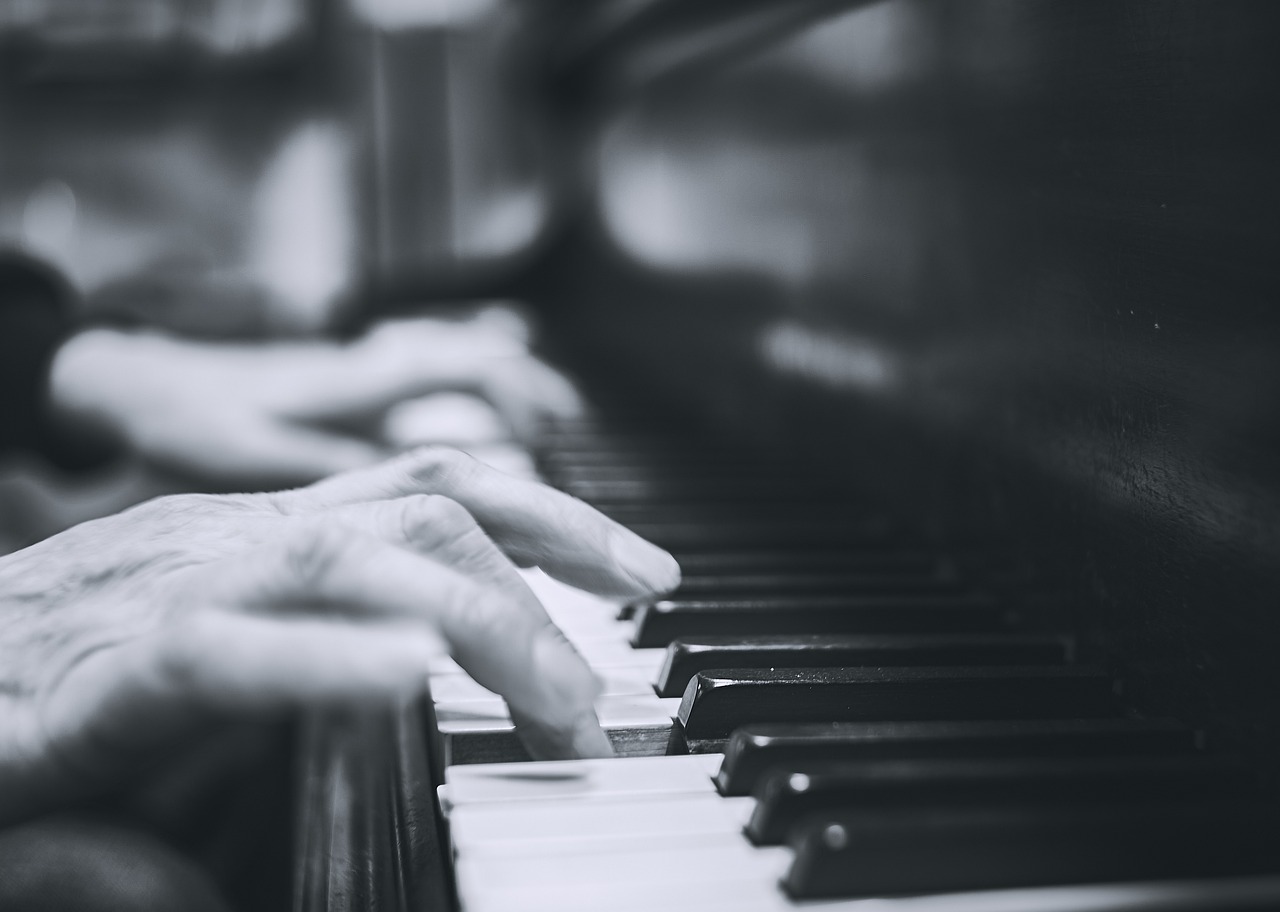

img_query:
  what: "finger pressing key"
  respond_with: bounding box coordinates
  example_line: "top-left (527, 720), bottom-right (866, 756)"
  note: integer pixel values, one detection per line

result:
top-left (285, 448), bottom-right (681, 600)
top-left (196, 522), bottom-right (612, 759)
top-left (323, 494), bottom-right (554, 624)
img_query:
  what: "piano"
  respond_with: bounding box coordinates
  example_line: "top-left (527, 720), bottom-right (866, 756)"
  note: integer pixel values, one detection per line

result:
top-left (295, 1), bottom-right (1280, 910)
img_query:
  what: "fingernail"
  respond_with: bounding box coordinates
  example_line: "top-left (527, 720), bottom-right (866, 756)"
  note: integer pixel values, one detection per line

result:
top-left (609, 529), bottom-right (681, 594)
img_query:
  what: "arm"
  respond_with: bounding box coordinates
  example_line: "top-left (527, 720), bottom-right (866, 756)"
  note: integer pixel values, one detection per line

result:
top-left (47, 307), bottom-right (583, 487)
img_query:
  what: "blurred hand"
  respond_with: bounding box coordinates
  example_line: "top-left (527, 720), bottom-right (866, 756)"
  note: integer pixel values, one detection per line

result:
top-left (0, 448), bottom-right (679, 825)
top-left (48, 307), bottom-right (583, 486)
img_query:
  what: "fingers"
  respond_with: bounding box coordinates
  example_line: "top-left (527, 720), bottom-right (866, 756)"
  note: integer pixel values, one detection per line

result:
top-left (481, 358), bottom-right (585, 436)
top-left (156, 613), bottom-right (444, 711)
top-left (195, 522), bottom-right (611, 759)
top-left (381, 393), bottom-right (510, 448)
top-left (36, 612), bottom-right (447, 781)
top-left (469, 303), bottom-right (532, 345)
top-left (331, 318), bottom-right (582, 434)
top-left (361, 316), bottom-right (528, 363)
top-left (324, 493), bottom-right (553, 624)
top-left (146, 415), bottom-right (385, 487)
top-left (233, 421), bottom-right (388, 484)
top-left (286, 448), bottom-right (681, 599)
top-left (273, 320), bottom-right (522, 425)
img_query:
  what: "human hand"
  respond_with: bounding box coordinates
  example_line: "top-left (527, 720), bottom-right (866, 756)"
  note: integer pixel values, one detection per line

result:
top-left (47, 307), bottom-right (583, 486)
top-left (0, 448), bottom-right (679, 825)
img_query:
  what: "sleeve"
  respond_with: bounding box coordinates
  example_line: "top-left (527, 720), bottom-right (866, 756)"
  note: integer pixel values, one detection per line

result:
top-left (0, 249), bottom-right (117, 470)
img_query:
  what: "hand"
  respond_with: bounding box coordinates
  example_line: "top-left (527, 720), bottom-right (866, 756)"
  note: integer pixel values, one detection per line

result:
top-left (0, 448), bottom-right (679, 825)
top-left (47, 307), bottom-right (583, 486)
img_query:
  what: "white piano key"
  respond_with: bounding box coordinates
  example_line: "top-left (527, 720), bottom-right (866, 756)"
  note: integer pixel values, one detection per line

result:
top-left (460, 871), bottom-right (1280, 912)
top-left (436, 694), bottom-right (681, 734)
top-left (422, 641), bottom-right (662, 681)
top-left (522, 567), bottom-right (621, 617)
top-left (561, 617), bottom-right (638, 639)
top-left (587, 667), bottom-right (658, 696)
top-left (431, 667), bottom-right (656, 702)
top-left (450, 792), bottom-right (754, 853)
top-left (436, 700), bottom-right (512, 729)
top-left (454, 838), bottom-right (792, 912)
top-left (430, 673), bottom-right (498, 703)
top-left (441, 753), bottom-right (723, 810)
top-left (568, 640), bottom-right (666, 670)
top-left (458, 870), bottom-right (797, 912)
top-left (458, 863), bottom-right (812, 912)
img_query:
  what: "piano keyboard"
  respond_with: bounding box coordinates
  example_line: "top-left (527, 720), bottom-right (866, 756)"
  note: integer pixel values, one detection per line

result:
top-left (294, 407), bottom-right (1280, 912)
top-left (443, 754), bottom-right (1279, 912)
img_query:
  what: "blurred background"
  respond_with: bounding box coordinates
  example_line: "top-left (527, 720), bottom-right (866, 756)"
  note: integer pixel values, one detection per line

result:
top-left (3, 2), bottom-right (1280, 749)
top-left (4, 3), bottom-right (1280, 906)
top-left (0, 0), bottom-right (561, 545)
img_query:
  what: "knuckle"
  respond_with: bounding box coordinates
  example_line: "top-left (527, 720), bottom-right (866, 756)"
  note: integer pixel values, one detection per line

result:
top-left (452, 584), bottom-right (522, 646)
top-left (264, 488), bottom-right (302, 515)
top-left (280, 521), bottom-right (356, 589)
top-left (412, 493), bottom-right (476, 531)
top-left (399, 494), bottom-right (481, 551)
top-left (403, 446), bottom-right (477, 493)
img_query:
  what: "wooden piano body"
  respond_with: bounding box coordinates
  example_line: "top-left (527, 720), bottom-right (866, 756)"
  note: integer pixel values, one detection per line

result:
top-left (296, 1), bottom-right (1280, 909)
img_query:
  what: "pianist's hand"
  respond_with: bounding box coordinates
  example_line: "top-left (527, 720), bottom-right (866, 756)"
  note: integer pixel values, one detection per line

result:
top-left (47, 306), bottom-right (582, 486)
top-left (0, 447), bottom-right (679, 825)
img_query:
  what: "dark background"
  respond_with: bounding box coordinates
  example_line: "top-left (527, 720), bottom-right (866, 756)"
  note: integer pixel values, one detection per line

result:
top-left (521, 0), bottom-right (1280, 781)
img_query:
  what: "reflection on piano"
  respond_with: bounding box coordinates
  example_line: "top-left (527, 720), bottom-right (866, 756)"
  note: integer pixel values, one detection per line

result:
top-left (296, 1), bottom-right (1280, 909)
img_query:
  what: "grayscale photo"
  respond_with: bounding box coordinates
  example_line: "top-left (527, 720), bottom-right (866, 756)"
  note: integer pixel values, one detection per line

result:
top-left (1, 1), bottom-right (1278, 910)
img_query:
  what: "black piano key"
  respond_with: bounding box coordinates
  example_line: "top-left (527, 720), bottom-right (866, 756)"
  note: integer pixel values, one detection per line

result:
top-left (631, 594), bottom-right (1011, 648)
top-left (617, 562), bottom-right (960, 621)
top-left (617, 570), bottom-right (960, 620)
top-left (542, 450), bottom-right (769, 466)
top-left (654, 633), bottom-right (1070, 698)
top-left (591, 495), bottom-right (853, 514)
top-left (783, 800), bottom-right (1280, 899)
top-left (540, 456), bottom-right (772, 481)
top-left (538, 442), bottom-right (747, 465)
top-left (624, 517), bottom-right (903, 550)
top-left (673, 550), bottom-right (952, 575)
top-left (746, 755), bottom-right (1255, 844)
top-left (659, 570), bottom-right (961, 597)
top-left (555, 465), bottom-right (807, 483)
top-left (592, 503), bottom-right (858, 527)
top-left (676, 666), bottom-right (1117, 742)
top-left (715, 718), bottom-right (1200, 795)
top-left (565, 482), bottom-right (835, 505)
top-left (557, 465), bottom-right (802, 482)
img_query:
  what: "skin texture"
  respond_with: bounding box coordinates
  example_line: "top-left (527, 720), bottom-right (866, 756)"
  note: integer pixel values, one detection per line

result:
top-left (47, 307), bottom-right (583, 486)
top-left (0, 447), bottom-right (680, 826)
